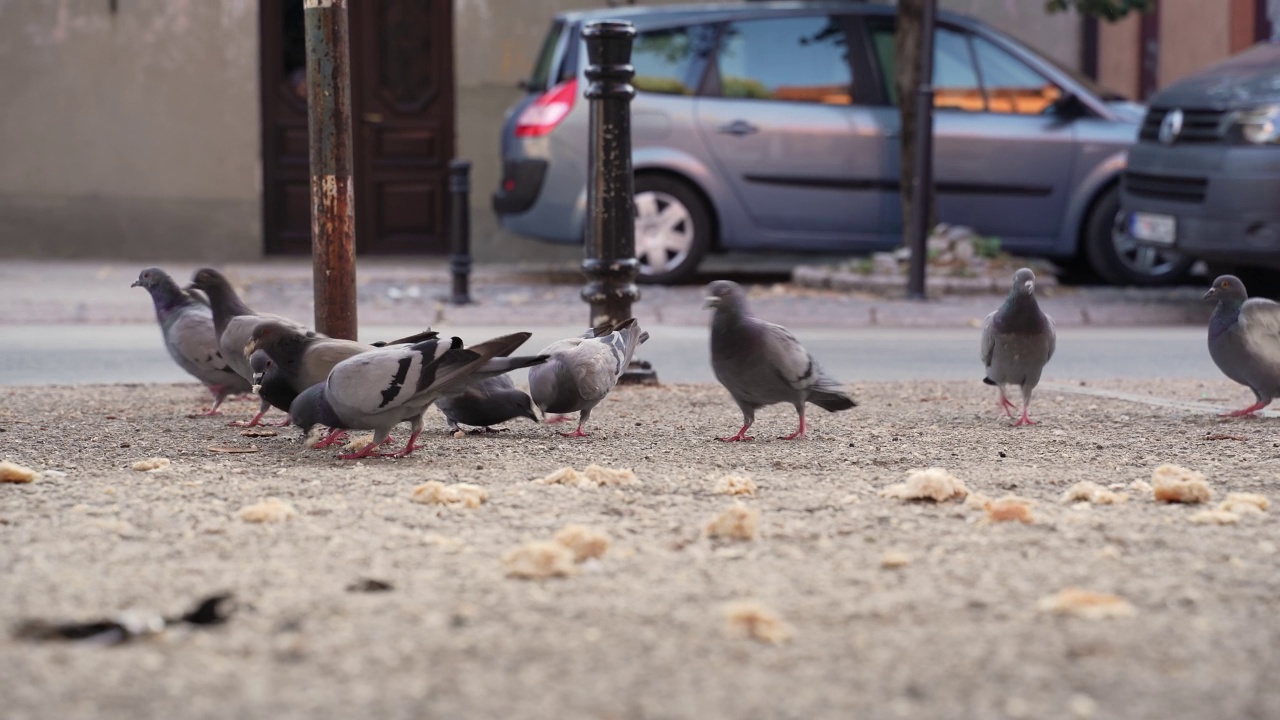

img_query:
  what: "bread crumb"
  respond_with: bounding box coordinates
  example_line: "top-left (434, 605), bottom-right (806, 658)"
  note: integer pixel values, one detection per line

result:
top-left (1036, 588), bottom-right (1135, 619)
top-left (723, 600), bottom-right (791, 643)
top-left (1220, 492), bottom-right (1269, 514)
top-left (1130, 479), bottom-right (1153, 494)
top-left (583, 464), bottom-right (637, 487)
top-left (1189, 509), bottom-right (1239, 525)
top-left (303, 426), bottom-right (326, 448)
top-left (1152, 464), bottom-right (1212, 504)
top-left (503, 541), bottom-right (576, 579)
top-left (343, 433), bottom-right (376, 452)
top-left (714, 474), bottom-right (757, 496)
top-left (452, 430), bottom-right (466, 439)
top-left (238, 497), bottom-right (297, 523)
top-left (0, 461), bottom-right (38, 483)
top-left (983, 495), bottom-right (1035, 524)
top-left (880, 550), bottom-right (911, 569)
top-left (1061, 481), bottom-right (1129, 505)
top-left (410, 481), bottom-right (489, 509)
top-left (879, 467), bottom-right (968, 502)
top-left (536, 467), bottom-right (585, 486)
top-left (553, 525), bottom-right (610, 562)
top-left (705, 503), bottom-right (759, 541)
top-left (130, 457), bottom-right (170, 472)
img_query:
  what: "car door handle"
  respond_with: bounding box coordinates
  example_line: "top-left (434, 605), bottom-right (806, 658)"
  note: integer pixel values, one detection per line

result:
top-left (717, 120), bottom-right (758, 137)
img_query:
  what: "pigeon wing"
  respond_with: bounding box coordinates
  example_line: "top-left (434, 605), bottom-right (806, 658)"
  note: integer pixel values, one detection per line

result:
top-left (980, 310), bottom-right (997, 367)
top-left (1240, 298), bottom-right (1280, 365)
top-left (759, 320), bottom-right (821, 392)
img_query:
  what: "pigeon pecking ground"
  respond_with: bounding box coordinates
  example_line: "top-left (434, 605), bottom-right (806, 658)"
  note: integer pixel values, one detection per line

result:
top-left (1, 380), bottom-right (1278, 719)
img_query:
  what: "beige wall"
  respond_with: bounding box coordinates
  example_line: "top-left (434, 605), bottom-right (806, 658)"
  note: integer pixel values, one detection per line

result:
top-left (1096, 13), bottom-right (1140, 100)
top-left (1158, 0), bottom-right (1231, 88)
top-left (940, 0), bottom-right (1081, 71)
top-left (0, 0), bottom-right (261, 261)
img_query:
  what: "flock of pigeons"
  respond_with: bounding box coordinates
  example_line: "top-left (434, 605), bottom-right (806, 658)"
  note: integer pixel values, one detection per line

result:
top-left (132, 266), bottom-right (1280, 460)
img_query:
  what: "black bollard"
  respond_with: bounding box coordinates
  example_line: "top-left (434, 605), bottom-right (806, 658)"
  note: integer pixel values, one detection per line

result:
top-left (581, 20), bottom-right (657, 385)
top-left (448, 159), bottom-right (472, 305)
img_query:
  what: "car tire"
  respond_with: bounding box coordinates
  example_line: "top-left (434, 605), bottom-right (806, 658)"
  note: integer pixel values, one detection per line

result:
top-left (1083, 185), bottom-right (1194, 286)
top-left (633, 174), bottom-right (712, 285)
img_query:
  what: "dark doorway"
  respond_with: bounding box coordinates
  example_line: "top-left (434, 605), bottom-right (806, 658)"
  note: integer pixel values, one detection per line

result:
top-left (260, 0), bottom-right (456, 255)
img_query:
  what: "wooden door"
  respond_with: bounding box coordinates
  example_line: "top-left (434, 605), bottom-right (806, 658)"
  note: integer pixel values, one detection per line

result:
top-left (260, 0), bottom-right (455, 255)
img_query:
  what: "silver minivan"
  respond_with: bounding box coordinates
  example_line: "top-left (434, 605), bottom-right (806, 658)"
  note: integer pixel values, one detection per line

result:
top-left (493, 1), bottom-right (1151, 284)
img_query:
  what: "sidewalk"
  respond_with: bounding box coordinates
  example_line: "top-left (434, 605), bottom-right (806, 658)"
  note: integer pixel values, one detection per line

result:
top-left (0, 259), bottom-right (1213, 328)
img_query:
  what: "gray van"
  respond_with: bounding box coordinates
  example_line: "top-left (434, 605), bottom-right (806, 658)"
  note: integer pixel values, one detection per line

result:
top-left (493, 1), bottom-right (1149, 284)
top-left (1121, 42), bottom-right (1280, 284)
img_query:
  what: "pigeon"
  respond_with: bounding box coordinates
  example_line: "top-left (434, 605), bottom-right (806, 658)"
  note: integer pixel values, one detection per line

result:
top-left (290, 332), bottom-right (548, 459)
top-left (436, 374), bottom-right (540, 433)
top-left (187, 268), bottom-right (313, 426)
top-left (246, 323), bottom-right (439, 446)
top-left (527, 319), bottom-right (649, 437)
top-left (980, 268), bottom-right (1056, 426)
top-left (1204, 274), bottom-right (1280, 417)
top-left (131, 267), bottom-right (251, 415)
top-left (705, 280), bottom-right (856, 441)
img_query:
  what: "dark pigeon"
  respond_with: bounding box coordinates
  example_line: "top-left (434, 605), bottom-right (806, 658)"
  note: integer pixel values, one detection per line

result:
top-left (436, 374), bottom-right (540, 433)
top-left (187, 267), bottom-right (313, 427)
top-left (1205, 274), bottom-right (1280, 417)
top-left (290, 332), bottom-right (547, 459)
top-left (132, 267), bottom-right (251, 415)
top-left (705, 280), bottom-right (856, 441)
top-left (980, 267), bottom-right (1056, 426)
top-left (527, 319), bottom-right (648, 437)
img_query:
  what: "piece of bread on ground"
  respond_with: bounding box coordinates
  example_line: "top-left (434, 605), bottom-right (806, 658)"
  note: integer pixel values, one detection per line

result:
top-left (583, 464), bottom-right (637, 487)
top-left (238, 497), bottom-right (297, 523)
top-left (714, 474), bottom-right (757, 496)
top-left (0, 461), bottom-right (38, 483)
top-left (723, 600), bottom-right (791, 643)
top-left (411, 481), bottom-right (489, 509)
top-left (705, 503), bottom-right (759, 541)
top-left (1189, 509), bottom-right (1239, 525)
top-left (984, 495), bottom-right (1035, 524)
top-left (1219, 492), bottom-right (1269, 514)
top-left (1061, 481), bottom-right (1129, 505)
top-left (1151, 464), bottom-right (1212, 504)
top-left (503, 541), bottom-right (576, 579)
top-left (131, 458), bottom-right (170, 472)
top-left (879, 468), bottom-right (968, 502)
top-left (553, 525), bottom-right (610, 562)
top-left (1036, 588), bottom-right (1135, 619)
top-left (880, 550), bottom-right (911, 569)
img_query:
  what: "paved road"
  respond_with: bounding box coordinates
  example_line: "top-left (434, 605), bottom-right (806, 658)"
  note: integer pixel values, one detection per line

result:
top-left (0, 324), bottom-right (1219, 386)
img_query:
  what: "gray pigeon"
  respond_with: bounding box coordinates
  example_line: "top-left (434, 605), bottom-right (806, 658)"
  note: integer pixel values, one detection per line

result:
top-left (436, 374), bottom-right (540, 433)
top-left (980, 268), bottom-right (1056, 426)
top-left (187, 267), bottom-right (313, 427)
top-left (132, 267), bottom-right (251, 414)
top-left (527, 319), bottom-right (648, 437)
top-left (290, 332), bottom-right (547, 459)
top-left (1205, 274), bottom-right (1280, 416)
top-left (705, 280), bottom-right (856, 441)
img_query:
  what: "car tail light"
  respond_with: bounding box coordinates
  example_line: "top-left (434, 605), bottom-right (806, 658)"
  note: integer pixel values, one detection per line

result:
top-left (514, 78), bottom-right (577, 138)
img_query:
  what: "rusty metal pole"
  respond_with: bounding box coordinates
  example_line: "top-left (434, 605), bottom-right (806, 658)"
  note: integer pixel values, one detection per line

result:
top-left (304, 0), bottom-right (358, 339)
top-left (582, 20), bottom-right (656, 385)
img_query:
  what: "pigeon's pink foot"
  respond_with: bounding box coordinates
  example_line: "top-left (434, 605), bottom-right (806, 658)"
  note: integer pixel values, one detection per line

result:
top-left (230, 409), bottom-right (269, 427)
top-left (273, 417), bottom-right (292, 427)
top-left (313, 429), bottom-right (349, 449)
top-left (779, 417), bottom-right (807, 440)
top-left (1220, 401), bottom-right (1267, 417)
top-left (545, 414), bottom-right (573, 425)
top-left (1013, 410), bottom-right (1037, 427)
top-left (717, 425), bottom-right (754, 442)
top-left (558, 425), bottom-right (589, 438)
top-left (339, 442), bottom-right (382, 461)
top-left (196, 407), bottom-right (222, 417)
top-left (379, 431), bottom-right (422, 458)
top-left (998, 394), bottom-right (1017, 419)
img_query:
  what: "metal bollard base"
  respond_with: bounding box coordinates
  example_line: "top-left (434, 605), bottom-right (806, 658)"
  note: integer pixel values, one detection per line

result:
top-left (618, 358), bottom-right (659, 386)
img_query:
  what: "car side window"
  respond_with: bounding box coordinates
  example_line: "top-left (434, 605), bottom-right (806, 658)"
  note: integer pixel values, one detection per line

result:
top-left (632, 26), bottom-right (714, 96)
top-left (713, 16), bottom-right (855, 104)
top-left (972, 36), bottom-right (1062, 114)
top-left (933, 28), bottom-right (983, 111)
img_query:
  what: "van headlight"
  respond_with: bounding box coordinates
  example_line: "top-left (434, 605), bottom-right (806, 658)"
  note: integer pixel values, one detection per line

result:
top-left (1222, 104), bottom-right (1280, 145)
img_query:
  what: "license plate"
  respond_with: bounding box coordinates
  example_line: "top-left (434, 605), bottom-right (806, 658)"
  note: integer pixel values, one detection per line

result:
top-left (1130, 212), bottom-right (1176, 246)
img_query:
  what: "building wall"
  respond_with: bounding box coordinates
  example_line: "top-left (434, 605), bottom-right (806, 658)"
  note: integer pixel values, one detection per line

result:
top-left (939, 0), bottom-right (1081, 71)
top-left (1096, 13), bottom-right (1140, 100)
top-left (0, 0), bottom-right (262, 261)
top-left (1158, 0), bottom-right (1232, 88)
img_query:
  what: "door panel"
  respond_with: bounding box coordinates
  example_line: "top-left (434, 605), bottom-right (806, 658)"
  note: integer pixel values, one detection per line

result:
top-left (694, 15), bottom-right (885, 245)
top-left (260, 0), bottom-right (455, 256)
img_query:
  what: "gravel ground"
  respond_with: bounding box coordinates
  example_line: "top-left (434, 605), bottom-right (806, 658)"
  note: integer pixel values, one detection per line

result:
top-left (1, 380), bottom-right (1278, 720)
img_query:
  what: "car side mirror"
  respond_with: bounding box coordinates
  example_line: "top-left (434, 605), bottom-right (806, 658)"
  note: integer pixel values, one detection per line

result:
top-left (1048, 92), bottom-right (1089, 120)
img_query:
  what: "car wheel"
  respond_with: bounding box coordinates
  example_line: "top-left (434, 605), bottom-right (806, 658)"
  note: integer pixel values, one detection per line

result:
top-left (633, 175), bottom-right (711, 285)
top-left (1083, 186), bottom-right (1194, 286)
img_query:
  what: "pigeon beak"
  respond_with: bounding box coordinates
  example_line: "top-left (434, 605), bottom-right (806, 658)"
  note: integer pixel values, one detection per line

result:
top-left (1204, 287), bottom-right (1217, 300)
top-left (525, 408), bottom-right (541, 423)
top-left (130, 279), bottom-right (142, 288)
top-left (1024, 280), bottom-right (1034, 294)
top-left (703, 296), bottom-right (719, 309)
top-left (251, 384), bottom-right (262, 395)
